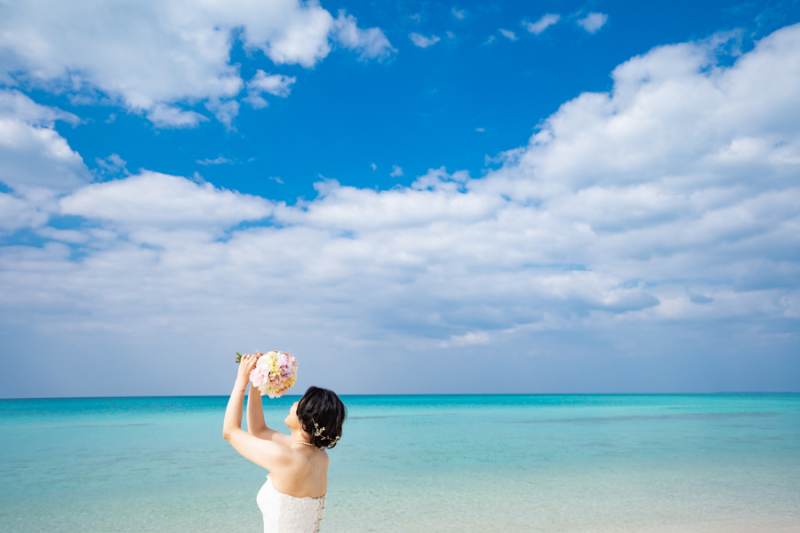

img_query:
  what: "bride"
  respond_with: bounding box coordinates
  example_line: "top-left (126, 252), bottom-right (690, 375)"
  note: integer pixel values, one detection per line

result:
top-left (223, 353), bottom-right (347, 533)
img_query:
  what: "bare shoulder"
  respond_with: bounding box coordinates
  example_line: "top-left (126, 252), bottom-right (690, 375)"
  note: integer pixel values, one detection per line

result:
top-left (270, 431), bottom-right (293, 447)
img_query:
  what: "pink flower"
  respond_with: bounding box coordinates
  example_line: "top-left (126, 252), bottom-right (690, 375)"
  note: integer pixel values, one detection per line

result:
top-left (246, 350), bottom-right (298, 398)
top-left (249, 366), bottom-right (268, 387)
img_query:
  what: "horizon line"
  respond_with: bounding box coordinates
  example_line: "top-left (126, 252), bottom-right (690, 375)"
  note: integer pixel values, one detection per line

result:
top-left (2, 391), bottom-right (799, 401)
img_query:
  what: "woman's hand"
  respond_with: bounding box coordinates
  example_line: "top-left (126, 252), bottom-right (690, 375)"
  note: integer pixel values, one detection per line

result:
top-left (235, 353), bottom-right (258, 390)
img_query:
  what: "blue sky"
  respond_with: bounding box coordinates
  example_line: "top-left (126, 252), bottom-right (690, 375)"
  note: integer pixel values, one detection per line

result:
top-left (26, 0), bottom-right (799, 202)
top-left (1, 0), bottom-right (799, 397)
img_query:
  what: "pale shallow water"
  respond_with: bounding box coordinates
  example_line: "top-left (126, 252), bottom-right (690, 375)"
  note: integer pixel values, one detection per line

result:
top-left (1, 394), bottom-right (798, 532)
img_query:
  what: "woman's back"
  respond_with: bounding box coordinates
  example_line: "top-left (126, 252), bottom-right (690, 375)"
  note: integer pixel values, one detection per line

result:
top-left (257, 475), bottom-right (326, 533)
top-left (270, 442), bottom-right (329, 498)
top-left (256, 441), bottom-right (329, 532)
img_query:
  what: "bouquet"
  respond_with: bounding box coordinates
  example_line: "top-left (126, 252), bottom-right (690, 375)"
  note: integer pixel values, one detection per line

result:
top-left (236, 350), bottom-right (298, 398)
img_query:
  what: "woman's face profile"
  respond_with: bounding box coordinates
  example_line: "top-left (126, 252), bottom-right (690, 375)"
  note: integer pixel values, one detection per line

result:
top-left (284, 401), bottom-right (300, 430)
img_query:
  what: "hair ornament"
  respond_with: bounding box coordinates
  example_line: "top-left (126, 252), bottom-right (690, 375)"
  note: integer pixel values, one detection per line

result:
top-left (312, 418), bottom-right (326, 438)
top-left (311, 418), bottom-right (340, 444)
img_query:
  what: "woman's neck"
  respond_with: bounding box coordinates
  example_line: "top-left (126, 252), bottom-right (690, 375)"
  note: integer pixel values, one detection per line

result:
top-left (290, 428), bottom-right (312, 444)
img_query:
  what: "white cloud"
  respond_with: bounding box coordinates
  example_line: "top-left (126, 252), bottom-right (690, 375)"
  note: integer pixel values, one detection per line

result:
top-left (244, 71), bottom-right (297, 109)
top-left (196, 156), bottom-right (233, 166)
top-left (332, 10), bottom-right (396, 61)
top-left (484, 36), bottom-right (496, 45)
top-left (95, 153), bottom-right (130, 179)
top-left (409, 33), bottom-right (441, 49)
top-left (439, 331), bottom-right (490, 348)
top-left (247, 72), bottom-right (296, 97)
top-left (452, 7), bottom-right (466, 20)
top-left (205, 99), bottom-right (241, 128)
top-left (0, 192), bottom-right (49, 232)
top-left (146, 104), bottom-right (208, 129)
top-left (371, 163), bottom-right (377, 170)
top-left (0, 0), bottom-right (393, 128)
top-left (0, 90), bottom-right (80, 127)
top-left (499, 29), bottom-right (518, 41)
top-left (476, 127), bottom-right (485, 132)
top-left (0, 89), bottom-right (90, 194)
top-left (2, 24), bottom-right (800, 395)
top-left (60, 171), bottom-right (272, 231)
top-left (524, 14), bottom-right (561, 35)
top-left (99, 154), bottom-right (126, 171)
top-left (390, 165), bottom-right (404, 177)
top-left (577, 12), bottom-right (608, 34)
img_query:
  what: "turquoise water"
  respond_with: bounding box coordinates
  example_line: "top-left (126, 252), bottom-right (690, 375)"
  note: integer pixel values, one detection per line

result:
top-left (1, 394), bottom-right (799, 532)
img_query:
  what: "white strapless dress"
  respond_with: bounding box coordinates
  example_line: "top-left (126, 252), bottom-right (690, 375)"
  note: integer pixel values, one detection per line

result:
top-left (256, 475), bottom-right (326, 533)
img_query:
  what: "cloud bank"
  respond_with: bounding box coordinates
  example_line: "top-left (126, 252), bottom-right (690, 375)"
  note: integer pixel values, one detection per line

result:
top-left (0, 0), bottom-right (393, 127)
top-left (2, 24), bottom-right (800, 396)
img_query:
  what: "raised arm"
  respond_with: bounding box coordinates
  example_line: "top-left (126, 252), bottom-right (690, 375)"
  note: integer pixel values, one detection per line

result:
top-left (223, 354), bottom-right (291, 471)
top-left (247, 380), bottom-right (292, 446)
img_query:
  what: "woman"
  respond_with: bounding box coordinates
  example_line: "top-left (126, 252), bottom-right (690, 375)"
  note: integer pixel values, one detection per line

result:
top-left (223, 353), bottom-right (347, 533)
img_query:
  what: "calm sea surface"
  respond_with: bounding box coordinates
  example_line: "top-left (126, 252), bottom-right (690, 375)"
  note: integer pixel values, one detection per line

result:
top-left (1, 394), bottom-right (799, 533)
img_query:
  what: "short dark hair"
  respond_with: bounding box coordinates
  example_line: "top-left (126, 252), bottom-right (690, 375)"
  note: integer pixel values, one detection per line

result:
top-left (297, 386), bottom-right (347, 449)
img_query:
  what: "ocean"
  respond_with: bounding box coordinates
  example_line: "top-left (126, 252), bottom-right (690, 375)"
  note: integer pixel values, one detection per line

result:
top-left (1, 394), bottom-right (798, 532)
